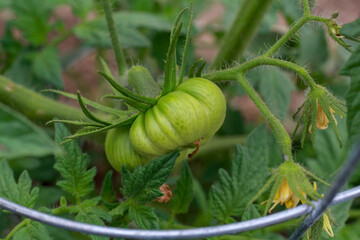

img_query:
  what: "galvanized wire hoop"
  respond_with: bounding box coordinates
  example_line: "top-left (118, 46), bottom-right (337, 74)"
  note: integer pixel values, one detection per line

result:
top-left (1, 143), bottom-right (359, 240)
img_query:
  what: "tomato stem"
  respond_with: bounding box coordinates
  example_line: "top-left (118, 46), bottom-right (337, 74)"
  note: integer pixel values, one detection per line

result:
top-left (102, 0), bottom-right (128, 76)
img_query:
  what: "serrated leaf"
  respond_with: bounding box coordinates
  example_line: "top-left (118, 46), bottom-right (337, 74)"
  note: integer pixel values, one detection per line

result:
top-left (259, 67), bottom-right (295, 120)
top-left (75, 211), bottom-right (109, 240)
top-left (0, 161), bottom-right (38, 208)
top-left (0, 103), bottom-right (58, 160)
top-left (170, 162), bottom-right (194, 214)
top-left (340, 17), bottom-right (360, 38)
top-left (12, 0), bottom-right (56, 45)
top-left (241, 204), bottom-right (261, 221)
top-left (54, 123), bottom-right (96, 199)
top-left (12, 221), bottom-right (52, 240)
top-left (346, 75), bottom-right (360, 147)
top-left (32, 47), bottom-right (63, 88)
top-left (121, 150), bottom-right (179, 202)
top-left (209, 125), bottom-right (268, 222)
top-left (128, 203), bottom-right (159, 229)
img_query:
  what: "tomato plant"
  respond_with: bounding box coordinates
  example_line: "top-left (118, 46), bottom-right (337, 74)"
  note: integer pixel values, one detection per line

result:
top-left (0, 0), bottom-right (360, 239)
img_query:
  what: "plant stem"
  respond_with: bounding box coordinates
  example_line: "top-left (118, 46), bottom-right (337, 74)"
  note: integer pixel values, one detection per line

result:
top-left (0, 75), bottom-right (87, 123)
top-left (3, 219), bottom-right (30, 240)
top-left (237, 74), bottom-right (293, 160)
top-left (262, 16), bottom-right (308, 57)
top-left (204, 57), bottom-right (317, 89)
top-left (102, 0), bottom-right (128, 76)
top-left (301, 0), bottom-right (311, 16)
top-left (212, 0), bottom-right (274, 69)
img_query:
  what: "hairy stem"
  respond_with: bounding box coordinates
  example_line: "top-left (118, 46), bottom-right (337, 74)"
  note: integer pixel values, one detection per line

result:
top-left (102, 0), bottom-right (128, 76)
top-left (0, 75), bottom-right (87, 123)
top-left (212, 0), bottom-right (274, 69)
top-left (204, 57), bottom-right (317, 89)
top-left (301, 0), bottom-right (311, 16)
top-left (237, 74), bottom-right (293, 160)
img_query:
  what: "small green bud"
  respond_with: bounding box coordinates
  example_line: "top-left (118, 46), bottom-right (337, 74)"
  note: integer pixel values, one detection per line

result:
top-left (127, 66), bottom-right (161, 98)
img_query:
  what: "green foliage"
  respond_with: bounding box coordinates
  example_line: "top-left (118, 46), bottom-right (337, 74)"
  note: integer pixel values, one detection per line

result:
top-left (340, 46), bottom-right (360, 146)
top-left (12, 221), bottom-right (52, 240)
top-left (170, 162), bottom-right (194, 214)
top-left (32, 48), bottom-right (63, 89)
top-left (209, 125), bottom-right (268, 223)
top-left (54, 122), bottom-right (96, 200)
top-left (128, 204), bottom-right (159, 229)
top-left (258, 67), bottom-right (295, 120)
top-left (0, 103), bottom-right (57, 160)
top-left (0, 161), bottom-right (38, 208)
top-left (120, 150), bottom-right (179, 202)
top-left (340, 17), bottom-right (360, 38)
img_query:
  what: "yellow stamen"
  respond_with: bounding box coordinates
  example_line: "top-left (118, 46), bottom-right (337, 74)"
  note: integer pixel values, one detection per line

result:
top-left (323, 213), bottom-right (334, 237)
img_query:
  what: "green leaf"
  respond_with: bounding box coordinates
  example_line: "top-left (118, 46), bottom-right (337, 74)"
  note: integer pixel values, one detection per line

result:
top-left (170, 162), bottom-right (194, 214)
top-left (11, 0), bottom-right (56, 45)
top-left (209, 125), bottom-right (268, 222)
top-left (68, 0), bottom-right (94, 19)
top-left (346, 75), bottom-right (360, 146)
top-left (74, 20), bottom-right (150, 48)
top-left (128, 203), bottom-right (159, 229)
top-left (340, 17), bottom-right (360, 38)
top-left (297, 24), bottom-right (329, 71)
top-left (32, 47), bottom-right (63, 89)
top-left (0, 161), bottom-right (39, 208)
top-left (339, 46), bottom-right (360, 76)
top-left (54, 123), bottom-right (96, 199)
top-left (13, 221), bottom-right (52, 240)
top-left (75, 205), bottom-right (110, 240)
top-left (101, 171), bottom-right (117, 209)
top-left (114, 12), bottom-right (173, 32)
top-left (306, 120), bottom-right (348, 179)
top-left (0, 103), bottom-right (57, 160)
top-left (241, 204), bottom-right (261, 221)
top-left (121, 150), bottom-right (179, 202)
top-left (258, 67), bottom-right (295, 120)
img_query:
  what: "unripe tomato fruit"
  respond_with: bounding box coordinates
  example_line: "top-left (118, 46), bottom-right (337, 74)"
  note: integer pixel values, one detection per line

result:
top-left (105, 127), bottom-right (149, 171)
top-left (129, 77), bottom-right (226, 158)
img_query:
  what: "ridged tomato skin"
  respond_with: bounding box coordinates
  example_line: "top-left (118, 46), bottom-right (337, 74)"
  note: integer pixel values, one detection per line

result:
top-left (130, 78), bottom-right (226, 158)
top-left (105, 127), bottom-right (149, 171)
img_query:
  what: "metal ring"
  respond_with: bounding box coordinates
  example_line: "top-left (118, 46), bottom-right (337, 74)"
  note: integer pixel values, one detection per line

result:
top-left (1, 186), bottom-right (360, 239)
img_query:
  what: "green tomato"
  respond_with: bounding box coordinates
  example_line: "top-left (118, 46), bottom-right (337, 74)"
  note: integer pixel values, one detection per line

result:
top-left (105, 127), bottom-right (149, 171)
top-left (130, 77), bottom-right (226, 158)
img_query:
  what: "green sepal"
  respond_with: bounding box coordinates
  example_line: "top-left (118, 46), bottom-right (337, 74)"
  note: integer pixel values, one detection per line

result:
top-left (178, 5), bottom-right (193, 85)
top-left (77, 91), bottom-right (111, 126)
top-left (103, 94), bottom-right (150, 112)
top-left (99, 71), bottom-right (157, 105)
top-left (46, 119), bottom-right (103, 128)
top-left (44, 89), bottom-right (132, 117)
top-left (189, 58), bottom-right (204, 78)
top-left (61, 114), bottom-right (139, 143)
top-left (162, 23), bottom-right (183, 96)
top-left (195, 60), bottom-right (207, 77)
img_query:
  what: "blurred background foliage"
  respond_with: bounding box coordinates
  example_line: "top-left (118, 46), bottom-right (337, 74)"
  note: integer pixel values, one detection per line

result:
top-left (0, 0), bottom-right (360, 239)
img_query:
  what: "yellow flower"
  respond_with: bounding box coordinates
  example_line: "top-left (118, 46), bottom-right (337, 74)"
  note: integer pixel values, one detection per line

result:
top-left (323, 213), bottom-right (334, 237)
top-left (268, 177), bottom-right (305, 213)
top-left (307, 213), bottom-right (334, 239)
top-left (309, 101), bottom-right (338, 133)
